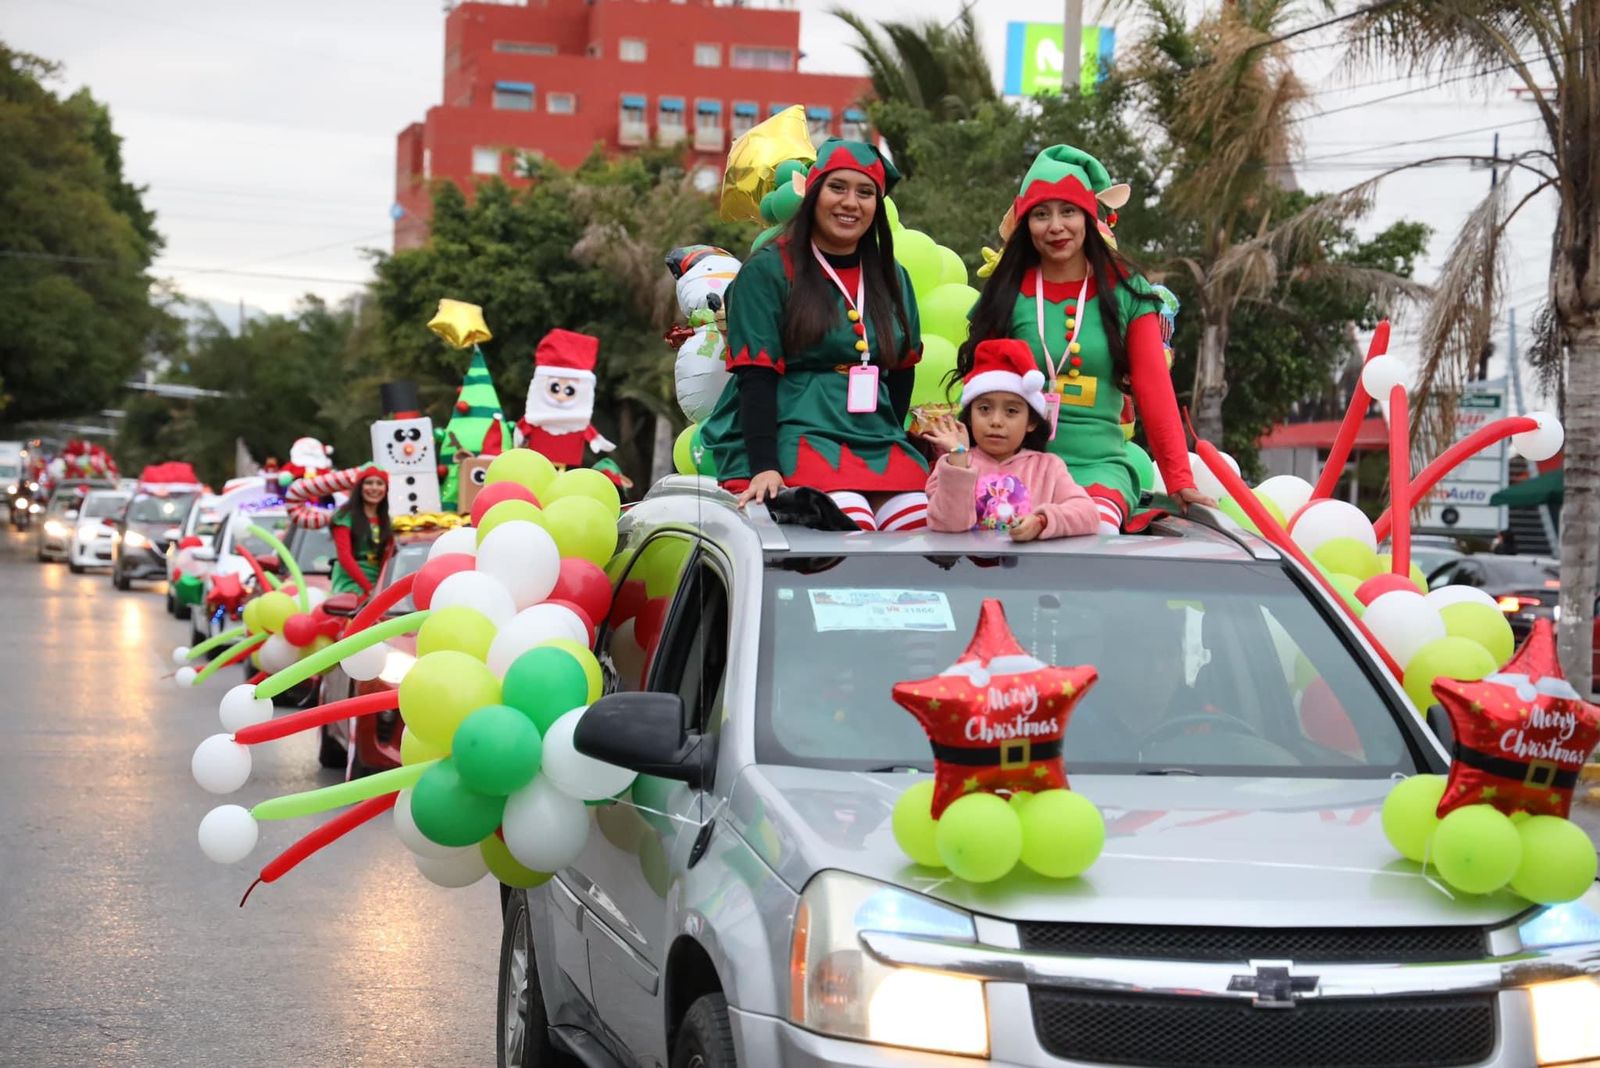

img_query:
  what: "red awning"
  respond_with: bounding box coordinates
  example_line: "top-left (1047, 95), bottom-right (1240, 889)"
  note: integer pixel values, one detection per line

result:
top-left (1258, 419), bottom-right (1389, 451)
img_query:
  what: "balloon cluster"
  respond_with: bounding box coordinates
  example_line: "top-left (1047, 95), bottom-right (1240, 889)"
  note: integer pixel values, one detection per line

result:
top-left (189, 448), bottom-right (640, 896)
top-left (892, 784), bottom-right (1105, 884)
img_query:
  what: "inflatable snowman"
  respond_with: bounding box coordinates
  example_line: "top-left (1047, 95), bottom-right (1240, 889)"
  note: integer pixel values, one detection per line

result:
top-left (665, 245), bottom-right (740, 423)
top-left (370, 382), bottom-right (441, 516)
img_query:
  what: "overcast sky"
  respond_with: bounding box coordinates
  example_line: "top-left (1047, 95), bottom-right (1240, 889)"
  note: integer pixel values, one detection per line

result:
top-left (3, 0), bottom-right (1556, 401)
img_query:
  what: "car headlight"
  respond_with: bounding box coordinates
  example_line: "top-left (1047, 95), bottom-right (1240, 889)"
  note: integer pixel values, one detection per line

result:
top-left (378, 649), bottom-right (416, 686)
top-left (44, 520), bottom-right (67, 538)
top-left (1531, 977), bottom-right (1600, 1064)
top-left (124, 530), bottom-right (151, 550)
top-left (789, 871), bottom-right (987, 1057)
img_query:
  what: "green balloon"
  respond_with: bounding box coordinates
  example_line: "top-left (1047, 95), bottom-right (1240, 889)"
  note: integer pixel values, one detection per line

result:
top-left (542, 495), bottom-right (619, 566)
top-left (1017, 789), bottom-right (1105, 879)
top-left (1217, 497), bottom-right (1260, 534)
top-left (409, 759), bottom-right (508, 848)
top-left (935, 793), bottom-right (1023, 883)
top-left (453, 705), bottom-right (543, 797)
top-left (1007, 790), bottom-right (1035, 812)
top-left (1380, 774), bottom-right (1447, 862)
top-left (1250, 489), bottom-right (1287, 529)
top-left (752, 224), bottom-right (783, 253)
top-left (545, 468), bottom-right (622, 516)
top-left (690, 423), bottom-right (717, 477)
top-left (672, 425), bottom-right (698, 476)
top-left (918, 283), bottom-right (979, 346)
top-left (891, 781), bottom-right (943, 868)
top-left (502, 647), bottom-right (590, 734)
top-left (1402, 636), bottom-right (1499, 712)
top-left (481, 832), bottom-right (552, 890)
top-left (485, 448), bottom-right (558, 499)
top-left (1432, 804), bottom-right (1521, 895)
top-left (911, 335), bottom-right (959, 409)
top-left (882, 195), bottom-right (901, 230)
top-left (1510, 816), bottom-right (1599, 904)
top-left (1124, 441), bottom-right (1155, 495)
top-left (1439, 602), bottom-right (1515, 667)
top-left (936, 245), bottom-right (968, 288)
top-left (1313, 537), bottom-right (1383, 582)
top-left (894, 229), bottom-right (942, 297)
top-left (767, 180), bottom-right (803, 224)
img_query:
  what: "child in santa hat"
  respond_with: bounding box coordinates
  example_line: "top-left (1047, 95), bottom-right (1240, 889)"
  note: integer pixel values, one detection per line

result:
top-left (922, 339), bottom-right (1099, 541)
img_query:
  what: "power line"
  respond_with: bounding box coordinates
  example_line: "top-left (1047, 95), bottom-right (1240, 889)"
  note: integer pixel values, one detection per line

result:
top-left (1295, 116), bottom-right (1546, 165)
top-left (1292, 44), bottom-right (1574, 124)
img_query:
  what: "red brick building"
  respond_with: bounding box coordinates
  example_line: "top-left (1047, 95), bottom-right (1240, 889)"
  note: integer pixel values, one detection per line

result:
top-left (393, 0), bottom-right (872, 249)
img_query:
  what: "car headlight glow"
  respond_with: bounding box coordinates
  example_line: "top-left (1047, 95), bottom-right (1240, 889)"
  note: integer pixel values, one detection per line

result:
top-left (124, 530), bottom-right (151, 550)
top-left (789, 870), bottom-right (987, 1057)
top-left (378, 649), bottom-right (416, 686)
top-left (1531, 977), bottom-right (1600, 1064)
top-left (44, 520), bottom-right (68, 538)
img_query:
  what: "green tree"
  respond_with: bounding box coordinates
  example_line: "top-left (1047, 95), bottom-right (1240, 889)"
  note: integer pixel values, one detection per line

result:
top-left (0, 45), bottom-right (178, 423)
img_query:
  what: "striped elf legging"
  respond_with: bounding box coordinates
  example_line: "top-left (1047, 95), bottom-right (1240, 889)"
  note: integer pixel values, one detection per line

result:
top-left (829, 491), bottom-right (929, 533)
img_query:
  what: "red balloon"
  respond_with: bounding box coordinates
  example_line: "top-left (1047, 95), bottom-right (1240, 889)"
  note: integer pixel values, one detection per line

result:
top-left (282, 612), bottom-right (320, 648)
top-left (550, 558), bottom-right (612, 627)
top-left (413, 553), bottom-right (476, 611)
top-left (1355, 573), bottom-right (1414, 605)
top-left (610, 578), bottom-right (647, 628)
top-left (470, 482), bottom-right (539, 528)
top-left (635, 596), bottom-right (669, 652)
top-left (546, 599), bottom-right (596, 645)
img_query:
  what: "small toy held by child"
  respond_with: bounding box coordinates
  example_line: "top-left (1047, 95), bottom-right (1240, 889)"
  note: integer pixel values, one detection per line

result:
top-left (922, 339), bottom-right (1099, 541)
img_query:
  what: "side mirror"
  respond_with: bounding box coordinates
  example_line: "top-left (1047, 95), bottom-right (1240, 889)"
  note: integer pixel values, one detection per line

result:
top-left (192, 547), bottom-right (217, 563)
top-left (574, 692), bottom-right (713, 788)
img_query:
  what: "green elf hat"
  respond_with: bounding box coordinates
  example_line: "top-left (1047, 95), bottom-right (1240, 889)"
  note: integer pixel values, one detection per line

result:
top-left (796, 138), bottom-right (901, 196)
top-left (999, 144), bottom-right (1130, 242)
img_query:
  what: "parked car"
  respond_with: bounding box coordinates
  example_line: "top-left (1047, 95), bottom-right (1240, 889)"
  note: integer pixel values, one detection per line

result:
top-left (494, 478), bottom-right (1600, 1068)
top-left (1428, 554), bottom-right (1600, 689)
top-left (165, 494), bottom-right (227, 616)
top-left (36, 481), bottom-right (115, 562)
top-left (65, 489), bottom-right (130, 573)
top-left (186, 506), bottom-right (292, 646)
top-left (111, 491), bottom-right (197, 590)
top-left (1404, 533), bottom-right (1466, 579)
top-left (313, 528), bottom-right (439, 773)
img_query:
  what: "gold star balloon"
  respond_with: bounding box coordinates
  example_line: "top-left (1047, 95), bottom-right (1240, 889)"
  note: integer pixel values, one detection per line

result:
top-left (428, 299), bottom-right (492, 349)
top-left (720, 105), bottom-right (816, 223)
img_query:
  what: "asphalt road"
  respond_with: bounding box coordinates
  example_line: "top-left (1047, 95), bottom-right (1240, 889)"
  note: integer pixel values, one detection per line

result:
top-left (0, 527), bottom-right (501, 1067)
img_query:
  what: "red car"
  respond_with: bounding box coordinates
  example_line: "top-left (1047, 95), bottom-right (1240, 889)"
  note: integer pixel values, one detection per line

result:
top-left (314, 528), bottom-right (441, 774)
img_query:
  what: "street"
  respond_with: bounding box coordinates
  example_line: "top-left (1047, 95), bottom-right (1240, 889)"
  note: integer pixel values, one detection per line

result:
top-left (0, 529), bottom-right (500, 1067)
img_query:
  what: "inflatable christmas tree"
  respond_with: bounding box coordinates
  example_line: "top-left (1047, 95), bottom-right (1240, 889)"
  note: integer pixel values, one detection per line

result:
top-left (439, 348), bottom-right (509, 510)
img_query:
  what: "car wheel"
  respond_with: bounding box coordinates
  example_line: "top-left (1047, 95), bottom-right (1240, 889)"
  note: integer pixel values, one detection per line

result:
top-left (113, 568), bottom-right (130, 591)
top-left (671, 994), bottom-right (736, 1068)
top-left (317, 726), bottom-right (347, 770)
top-left (497, 891), bottom-right (577, 1068)
top-left (166, 589), bottom-right (177, 616)
top-left (68, 559), bottom-right (83, 574)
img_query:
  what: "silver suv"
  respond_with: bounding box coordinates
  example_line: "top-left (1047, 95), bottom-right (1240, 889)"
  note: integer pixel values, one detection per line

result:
top-left (497, 477), bottom-right (1600, 1068)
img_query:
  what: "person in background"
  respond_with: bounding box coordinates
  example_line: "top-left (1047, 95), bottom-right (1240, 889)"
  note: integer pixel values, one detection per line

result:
top-left (329, 466), bottom-right (391, 597)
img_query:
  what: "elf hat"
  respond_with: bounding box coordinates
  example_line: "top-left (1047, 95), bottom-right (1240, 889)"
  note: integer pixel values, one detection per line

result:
top-left (354, 463), bottom-right (389, 484)
top-left (999, 144), bottom-right (1130, 242)
top-left (533, 329), bottom-right (600, 381)
top-left (961, 339), bottom-right (1048, 418)
top-left (800, 138), bottom-right (901, 196)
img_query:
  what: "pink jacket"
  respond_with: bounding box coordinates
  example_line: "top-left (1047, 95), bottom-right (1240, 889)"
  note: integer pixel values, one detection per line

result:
top-left (926, 449), bottom-right (1099, 538)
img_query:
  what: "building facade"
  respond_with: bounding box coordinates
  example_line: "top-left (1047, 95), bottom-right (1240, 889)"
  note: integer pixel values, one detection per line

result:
top-left (394, 0), bottom-right (872, 249)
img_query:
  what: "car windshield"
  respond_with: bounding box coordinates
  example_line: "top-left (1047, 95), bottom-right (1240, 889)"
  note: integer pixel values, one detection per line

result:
top-left (194, 511), bottom-right (223, 537)
top-left (81, 493), bottom-right (128, 519)
top-left (128, 494), bottom-right (195, 524)
top-left (0, 463), bottom-right (19, 482)
top-left (47, 493), bottom-right (82, 516)
top-left (294, 526), bottom-right (336, 574)
top-left (379, 542), bottom-right (432, 614)
top-left (224, 512), bottom-right (289, 557)
top-left (756, 555), bottom-right (1424, 778)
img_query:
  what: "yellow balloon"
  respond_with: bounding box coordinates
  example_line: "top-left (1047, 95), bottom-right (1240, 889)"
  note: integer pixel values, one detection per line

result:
top-left (477, 499), bottom-right (544, 543)
top-left (241, 597), bottom-right (265, 634)
top-left (416, 605), bottom-right (498, 661)
top-left (544, 467), bottom-right (621, 518)
top-left (542, 496), bottom-right (618, 566)
top-left (398, 650), bottom-right (502, 751)
top-left (720, 105), bottom-right (816, 222)
top-left (427, 298), bottom-right (492, 349)
top-left (541, 638), bottom-right (603, 702)
top-left (480, 832), bottom-right (552, 889)
top-left (400, 726), bottom-right (448, 764)
top-left (254, 591), bottom-right (298, 634)
top-left (485, 448), bottom-right (558, 499)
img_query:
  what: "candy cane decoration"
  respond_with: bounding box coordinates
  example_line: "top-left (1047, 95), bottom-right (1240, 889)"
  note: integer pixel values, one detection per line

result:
top-left (285, 466), bottom-right (366, 529)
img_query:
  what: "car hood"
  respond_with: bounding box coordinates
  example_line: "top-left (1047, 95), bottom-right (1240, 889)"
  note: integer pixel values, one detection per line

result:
top-left (728, 767), bottom-right (1527, 929)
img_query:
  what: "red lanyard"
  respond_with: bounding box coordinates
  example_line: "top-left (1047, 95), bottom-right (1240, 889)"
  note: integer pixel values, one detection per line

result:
top-left (812, 243), bottom-right (870, 365)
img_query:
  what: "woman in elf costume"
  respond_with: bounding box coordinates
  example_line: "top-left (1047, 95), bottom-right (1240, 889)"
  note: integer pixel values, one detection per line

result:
top-left (329, 466), bottom-right (392, 597)
top-left (701, 138), bottom-right (929, 532)
top-left (960, 145), bottom-right (1210, 533)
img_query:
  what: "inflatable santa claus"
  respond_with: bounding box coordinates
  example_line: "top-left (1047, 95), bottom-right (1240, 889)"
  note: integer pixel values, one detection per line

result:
top-left (514, 329), bottom-right (615, 468)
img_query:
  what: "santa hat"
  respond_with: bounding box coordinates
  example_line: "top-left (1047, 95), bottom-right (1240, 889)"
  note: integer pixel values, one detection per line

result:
top-left (938, 601), bottom-right (1045, 687)
top-left (534, 329), bottom-right (600, 382)
top-left (961, 339), bottom-right (1048, 418)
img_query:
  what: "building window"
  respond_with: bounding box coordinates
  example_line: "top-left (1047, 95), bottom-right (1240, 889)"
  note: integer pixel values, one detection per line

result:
top-left (731, 102), bottom-right (758, 137)
top-left (492, 81), bottom-right (535, 111)
top-left (769, 102), bottom-right (791, 117)
top-left (619, 94), bottom-right (648, 146)
top-left (841, 108), bottom-right (869, 141)
top-left (494, 40), bottom-right (556, 55)
top-left (694, 43), bottom-right (721, 67)
top-left (806, 106), bottom-right (832, 143)
top-left (620, 37), bottom-right (647, 63)
top-left (471, 146), bottom-right (502, 175)
top-left (514, 149), bottom-right (545, 178)
top-left (659, 96), bottom-right (686, 144)
top-left (732, 46), bottom-right (793, 71)
top-left (548, 92), bottom-right (576, 115)
top-left (695, 100), bottom-right (723, 150)
top-left (422, 148), bottom-right (432, 180)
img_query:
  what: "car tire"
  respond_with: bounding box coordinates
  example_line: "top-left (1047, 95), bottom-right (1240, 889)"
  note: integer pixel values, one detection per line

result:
top-left (671, 994), bottom-right (736, 1068)
top-left (166, 589), bottom-right (177, 616)
top-left (317, 726), bottom-right (347, 770)
top-left (113, 568), bottom-right (130, 591)
top-left (497, 890), bottom-right (577, 1068)
top-left (68, 560), bottom-right (83, 574)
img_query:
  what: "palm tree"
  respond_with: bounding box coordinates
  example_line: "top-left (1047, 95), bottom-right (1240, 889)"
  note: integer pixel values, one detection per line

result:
top-left (1343, 0), bottom-right (1599, 692)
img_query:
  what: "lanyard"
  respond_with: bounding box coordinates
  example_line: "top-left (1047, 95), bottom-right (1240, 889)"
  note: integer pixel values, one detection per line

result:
top-left (1035, 273), bottom-right (1090, 386)
top-left (812, 243), bottom-right (870, 365)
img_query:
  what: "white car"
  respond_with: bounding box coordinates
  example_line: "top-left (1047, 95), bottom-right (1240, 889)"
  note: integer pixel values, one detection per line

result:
top-left (66, 490), bottom-right (130, 573)
top-left (165, 494), bottom-right (226, 616)
top-left (186, 504), bottom-right (290, 646)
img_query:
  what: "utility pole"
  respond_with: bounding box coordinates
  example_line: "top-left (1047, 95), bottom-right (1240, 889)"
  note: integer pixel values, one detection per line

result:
top-left (1063, 0), bottom-right (1083, 94)
top-left (1475, 132), bottom-right (1501, 381)
top-left (1508, 306), bottom-right (1526, 415)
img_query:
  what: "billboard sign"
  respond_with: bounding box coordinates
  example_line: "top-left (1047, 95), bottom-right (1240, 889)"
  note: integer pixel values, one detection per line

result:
top-left (1003, 23), bottom-right (1117, 97)
top-left (1416, 387), bottom-right (1509, 536)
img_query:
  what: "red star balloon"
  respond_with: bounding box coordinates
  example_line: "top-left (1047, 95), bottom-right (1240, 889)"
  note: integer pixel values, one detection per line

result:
top-left (1435, 620), bottom-right (1600, 820)
top-left (205, 573), bottom-right (248, 618)
top-left (892, 599), bottom-right (1098, 817)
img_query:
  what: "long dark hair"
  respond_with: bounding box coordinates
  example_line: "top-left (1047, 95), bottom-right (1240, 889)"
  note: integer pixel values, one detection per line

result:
top-left (780, 181), bottom-right (913, 368)
top-left (955, 211), bottom-right (1156, 389)
top-left (336, 482), bottom-right (391, 551)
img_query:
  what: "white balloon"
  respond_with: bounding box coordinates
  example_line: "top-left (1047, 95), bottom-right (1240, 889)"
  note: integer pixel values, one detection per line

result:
top-left (476, 521), bottom-right (561, 611)
top-left (1425, 584), bottom-right (1499, 612)
top-left (1511, 411), bottom-right (1564, 462)
top-left (391, 788), bottom-right (462, 859)
top-left (1360, 354), bottom-right (1409, 399)
top-left (1188, 451), bottom-right (1238, 501)
top-left (428, 526), bottom-right (479, 561)
top-left (430, 570), bottom-right (516, 627)
top-left (176, 666), bottom-right (198, 688)
top-left (502, 775), bottom-right (592, 871)
top-left (676, 348), bottom-right (733, 424)
top-left (1150, 463), bottom-right (1167, 495)
top-left (608, 619), bottom-right (649, 692)
top-left (1363, 590), bottom-right (1447, 668)
top-left (342, 640), bottom-right (389, 682)
top-left (1254, 475), bottom-right (1314, 519)
top-left (258, 633), bottom-right (299, 674)
top-left (414, 846), bottom-right (490, 888)
top-left (198, 805), bottom-right (259, 864)
top-left (540, 708), bottom-right (637, 801)
top-left (172, 646), bottom-right (192, 666)
top-left (192, 733), bottom-right (253, 794)
top-left (1288, 499), bottom-right (1377, 553)
top-left (219, 683), bottom-right (274, 732)
top-left (487, 603), bottom-right (592, 677)
top-left (304, 586), bottom-right (329, 608)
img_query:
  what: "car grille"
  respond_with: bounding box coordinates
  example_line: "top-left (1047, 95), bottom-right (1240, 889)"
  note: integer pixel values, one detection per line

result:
top-left (1016, 921), bottom-right (1487, 963)
top-left (1030, 989), bottom-right (1496, 1067)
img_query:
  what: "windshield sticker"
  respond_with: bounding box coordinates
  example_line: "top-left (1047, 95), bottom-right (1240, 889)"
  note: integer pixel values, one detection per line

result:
top-left (808, 589), bottom-right (956, 633)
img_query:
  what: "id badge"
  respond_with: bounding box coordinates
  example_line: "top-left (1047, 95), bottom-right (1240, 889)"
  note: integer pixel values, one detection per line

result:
top-left (846, 364), bottom-right (880, 413)
top-left (1043, 392), bottom-right (1061, 440)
